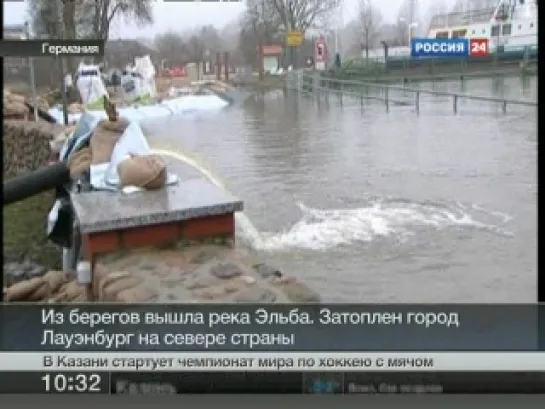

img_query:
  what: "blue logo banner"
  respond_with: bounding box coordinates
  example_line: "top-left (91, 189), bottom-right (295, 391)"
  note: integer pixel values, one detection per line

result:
top-left (411, 38), bottom-right (469, 58)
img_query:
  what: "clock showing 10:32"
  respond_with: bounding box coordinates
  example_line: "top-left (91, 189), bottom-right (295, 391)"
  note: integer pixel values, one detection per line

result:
top-left (41, 372), bottom-right (107, 393)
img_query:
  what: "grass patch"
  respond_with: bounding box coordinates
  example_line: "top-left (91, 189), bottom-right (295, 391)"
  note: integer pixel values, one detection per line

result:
top-left (3, 191), bottom-right (62, 269)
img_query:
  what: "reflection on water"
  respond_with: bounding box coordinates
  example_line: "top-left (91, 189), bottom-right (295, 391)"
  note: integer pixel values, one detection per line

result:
top-left (145, 76), bottom-right (537, 303)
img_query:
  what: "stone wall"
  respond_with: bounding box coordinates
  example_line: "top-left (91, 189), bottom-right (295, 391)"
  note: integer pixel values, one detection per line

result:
top-left (4, 243), bottom-right (321, 303)
top-left (3, 120), bottom-right (66, 179)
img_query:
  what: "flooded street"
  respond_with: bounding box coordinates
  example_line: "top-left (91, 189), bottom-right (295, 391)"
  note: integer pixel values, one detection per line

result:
top-left (146, 76), bottom-right (537, 303)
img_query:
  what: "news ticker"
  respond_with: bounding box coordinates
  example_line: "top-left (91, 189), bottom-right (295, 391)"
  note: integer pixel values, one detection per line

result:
top-left (0, 40), bottom-right (104, 58)
top-left (2, 304), bottom-right (544, 351)
top-left (0, 370), bottom-right (544, 394)
top-left (2, 352), bottom-right (545, 372)
top-left (410, 38), bottom-right (489, 58)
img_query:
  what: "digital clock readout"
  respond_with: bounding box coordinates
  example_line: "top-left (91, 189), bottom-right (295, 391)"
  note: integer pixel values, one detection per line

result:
top-left (41, 373), bottom-right (105, 393)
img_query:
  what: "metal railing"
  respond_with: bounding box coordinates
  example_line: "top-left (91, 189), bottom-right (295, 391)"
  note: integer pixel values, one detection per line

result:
top-left (293, 72), bottom-right (537, 115)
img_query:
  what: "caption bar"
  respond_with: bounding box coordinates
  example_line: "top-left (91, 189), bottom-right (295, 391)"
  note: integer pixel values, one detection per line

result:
top-left (0, 40), bottom-right (105, 57)
top-left (0, 352), bottom-right (544, 372)
top-left (0, 304), bottom-right (538, 351)
top-left (0, 370), bottom-right (544, 394)
top-left (39, 307), bottom-right (460, 349)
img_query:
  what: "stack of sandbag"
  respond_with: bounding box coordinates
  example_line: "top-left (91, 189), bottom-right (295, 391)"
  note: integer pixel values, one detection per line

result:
top-left (3, 89), bottom-right (29, 119)
top-left (64, 98), bottom-right (168, 191)
top-left (48, 279), bottom-right (88, 302)
top-left (2, 270), bottom-right (86, 302)
top-left (92, 264), bottom-right (156, 302)
top-left (63, 116), bottom-right (129, 178)
top-left (32, 95), bottom-right (49, 111)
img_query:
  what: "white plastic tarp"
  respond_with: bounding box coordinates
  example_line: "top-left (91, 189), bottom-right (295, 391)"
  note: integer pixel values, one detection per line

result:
top-left (48, 94), bottom-right (229, 124)
top-left (76, 62), bottom-right (108, 109)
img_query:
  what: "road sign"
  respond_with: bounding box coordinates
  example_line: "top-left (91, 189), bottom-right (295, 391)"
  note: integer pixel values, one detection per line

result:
top-left (315, 38), bottom-right (327, 62)
top-left (285, 31), bottom-right (303, 47)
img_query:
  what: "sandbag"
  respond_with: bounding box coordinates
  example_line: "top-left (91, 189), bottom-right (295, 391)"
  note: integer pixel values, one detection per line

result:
top-left (68, 147), bottom-right (93, 177)
top-left (42, 271), bottom-right (69, 294)
top-left (4, 100), bottom-right (28, 117)
top-left (99, 271), bottom-right (142, 301)
top-left (27, 281), bottom-right (51, 301)
top-left (51, 280), bottom-right (86, 302)
top-left (117, 154), bottom-right (167, 190)
top-left (90, 119), bottom-right (129, 164)
top-left (4, 277), bottom-right (45, 301)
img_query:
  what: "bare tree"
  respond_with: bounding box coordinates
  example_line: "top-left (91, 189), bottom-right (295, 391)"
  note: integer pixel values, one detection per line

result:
top-left (239, 0), bottom-right (282, 67)
top-left (394, 0), bottom-right (424, 45)
top-left (183, 33), bottom-right (206, 74)
top-left (154, 31), bottom-right (187, 67)
top-left (339, 20), bottom-right (363, 58)
top-left (245, 0), bottom-right (281, 41)
top-left (199, 25), bottom-right (222, 54)
top-left (219, 21), bottom-right (241, 53)
top-left (270, 0), bottom-right (343, 31)
top-left (29, 0), bottom-right (154, 41)
top-left (90, 0), bottom-right (153, 40)
top-left (357, 0), bottom-right (383, 60)
top-left (28, 0), bottom-right (68, 38)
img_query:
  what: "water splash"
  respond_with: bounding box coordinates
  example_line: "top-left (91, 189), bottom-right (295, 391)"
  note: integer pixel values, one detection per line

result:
top-left (148, 143), bottom-right (265, 248)
top-left (254, 199), bottom-right (513, 252)
top-left (147, 139), bottom-right (512, 254)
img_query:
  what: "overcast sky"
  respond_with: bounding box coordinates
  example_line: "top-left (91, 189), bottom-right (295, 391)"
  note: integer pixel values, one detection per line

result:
top-left (4, 0), bottom-right (450, 38)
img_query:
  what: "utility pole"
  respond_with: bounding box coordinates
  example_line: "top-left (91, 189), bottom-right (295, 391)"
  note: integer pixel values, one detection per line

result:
top-left (51, 0), bottom-right (69, 124)
top-left (24, 22), bottom-right (39, 122)
top-left (408, 0), bottom-right (416, 41)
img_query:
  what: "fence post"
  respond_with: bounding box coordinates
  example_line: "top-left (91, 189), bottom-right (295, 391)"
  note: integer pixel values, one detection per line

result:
top-left (384, 86), bottom-right (389, 112)
top-left (215, 52), bottom-right (222, 81)
top-left (223, 52), bottom-right (229, 82)
top-left (415, 91), bottom-right (420, 114)
top-left (502, 100), bottom-right (507, 114)
top-left (453, 95), bottom-right (458, 114)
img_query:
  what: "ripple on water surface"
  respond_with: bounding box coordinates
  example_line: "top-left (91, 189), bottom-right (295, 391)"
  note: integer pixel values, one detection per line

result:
top-left (146, 77), bottom-right (536, 302)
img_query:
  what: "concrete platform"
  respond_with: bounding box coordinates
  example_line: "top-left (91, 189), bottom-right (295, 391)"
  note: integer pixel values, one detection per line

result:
top-left (71, 158), bottom-right (243, 234)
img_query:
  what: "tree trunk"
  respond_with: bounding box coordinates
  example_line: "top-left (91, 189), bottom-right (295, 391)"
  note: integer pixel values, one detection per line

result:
top-left (62, 0), bottom-right (77, 76)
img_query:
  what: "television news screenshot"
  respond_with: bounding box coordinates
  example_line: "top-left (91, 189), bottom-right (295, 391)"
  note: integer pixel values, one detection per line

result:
top-left (0, 0), bottom-right (541, 397)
